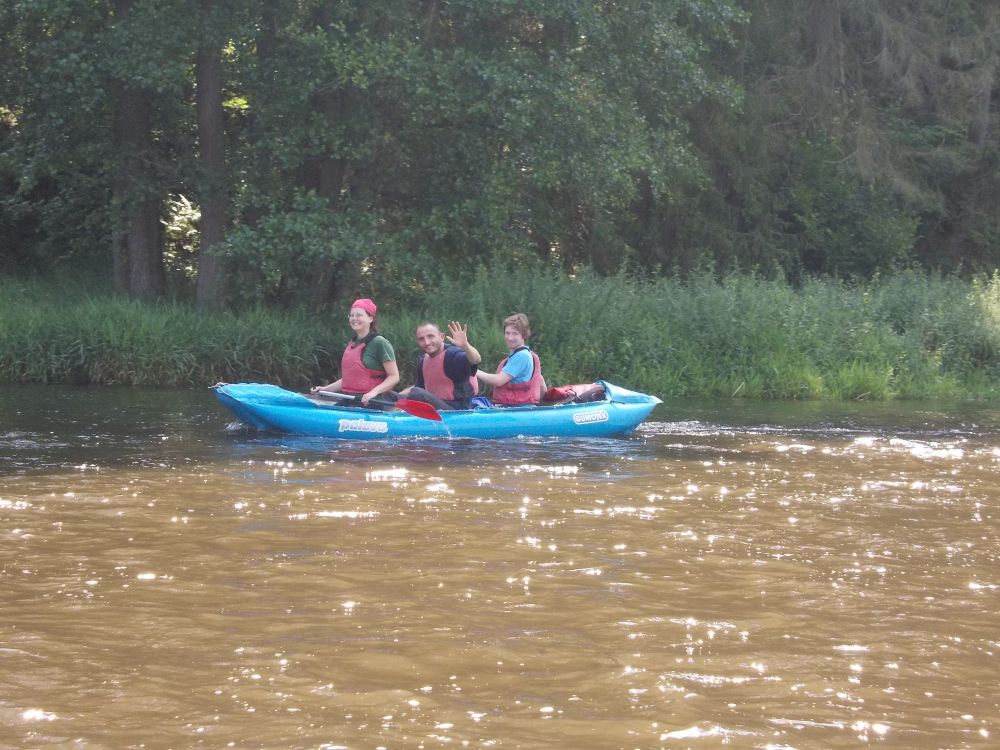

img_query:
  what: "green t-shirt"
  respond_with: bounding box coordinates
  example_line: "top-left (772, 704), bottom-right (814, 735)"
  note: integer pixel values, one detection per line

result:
top-left (348, 334), bottom-right (395, 371)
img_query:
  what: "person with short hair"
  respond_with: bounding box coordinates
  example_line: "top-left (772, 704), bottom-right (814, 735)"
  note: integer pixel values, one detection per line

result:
top-left (400, 321), bottom-right (481, 410)
top-left (310, 298), bottom-right (399, 406)
top-left (476, 313), bottom-right (546, 406)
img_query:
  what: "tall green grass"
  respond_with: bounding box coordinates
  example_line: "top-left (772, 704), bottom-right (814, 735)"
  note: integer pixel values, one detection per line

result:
top-left (409, 267), bottom-right (1000, 399)
top-left (0, 277), bottom-right (340, 388)
top-left (4, 269), bottom-right (1000, 399)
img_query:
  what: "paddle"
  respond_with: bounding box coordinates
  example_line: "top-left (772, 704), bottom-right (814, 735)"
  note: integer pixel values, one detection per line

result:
top-left (316, 390), bottom-right (443, 421)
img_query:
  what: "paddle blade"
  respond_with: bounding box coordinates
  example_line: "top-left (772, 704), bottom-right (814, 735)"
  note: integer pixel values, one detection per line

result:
top-left (395, 398), bottom-right (443, 421)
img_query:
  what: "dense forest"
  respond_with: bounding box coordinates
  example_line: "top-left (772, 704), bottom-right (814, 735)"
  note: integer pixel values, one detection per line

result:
top-left (2, 1), bottom-right (998, 311)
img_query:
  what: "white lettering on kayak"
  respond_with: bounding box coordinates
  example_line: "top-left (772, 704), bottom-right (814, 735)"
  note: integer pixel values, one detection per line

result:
top-left (338, 418), bottom-right (389, 434)
top-left (573, 409), bottom-right (609, 425)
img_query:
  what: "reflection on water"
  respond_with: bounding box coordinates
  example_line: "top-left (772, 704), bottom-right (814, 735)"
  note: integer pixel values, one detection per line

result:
top-left (1, 386), bottom-right (998, 748)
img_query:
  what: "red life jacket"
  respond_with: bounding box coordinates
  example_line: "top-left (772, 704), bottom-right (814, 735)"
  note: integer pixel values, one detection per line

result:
top-left (421, 349), bottom-right (478, 401)
top-left (341, 334), bottom-right (387, 394)
top-left (541, 383), bottom-right (605, 404)
top-left (493, 347), bottom-right (543, 406)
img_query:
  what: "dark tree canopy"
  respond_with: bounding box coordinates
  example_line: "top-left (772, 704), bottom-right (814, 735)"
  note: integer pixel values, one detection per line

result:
top-left (1, 1), bottom-right (998, 307)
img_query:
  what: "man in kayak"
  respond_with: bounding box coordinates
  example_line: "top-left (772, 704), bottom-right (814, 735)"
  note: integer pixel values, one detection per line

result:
top-left (399, 321), bottom-right (482, 410)
top-left (476, 313), bottom-right (546, 406)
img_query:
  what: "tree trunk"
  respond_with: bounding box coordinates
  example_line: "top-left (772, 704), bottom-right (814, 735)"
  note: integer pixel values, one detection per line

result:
top-left (304, 2), bottom-right (355, 312)
top-left (110, 182), bottom-right (129, 294)
top-left (967, 63), bottom-right (995, 150)
top-left (942, 59), bottom-right (996, 267)
top-left (303, 85), bottom-right (352, 312)
top-left (110, 0), bottom-right (164, 300)
top-left (126, 195), bottom-right (164, 298)
top-left (803, 1), bottom-right (846, 104)
top-left (238, 4), bottom-right (277, 231)
top-left (111, 80), bottom-right (165, 300)
top-left (195, 30), bottom-right (228, 311)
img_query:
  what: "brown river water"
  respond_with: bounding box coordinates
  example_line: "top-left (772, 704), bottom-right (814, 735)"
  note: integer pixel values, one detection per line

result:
top-left (2, 386), bottom-right (999, 749)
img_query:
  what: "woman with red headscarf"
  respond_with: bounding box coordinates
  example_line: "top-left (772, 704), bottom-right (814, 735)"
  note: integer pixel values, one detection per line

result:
top-left (310, 298), bottom-right (400, 405)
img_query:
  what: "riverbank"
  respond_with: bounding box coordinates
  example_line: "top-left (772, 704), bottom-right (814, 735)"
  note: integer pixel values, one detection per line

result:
top-left (3, 269), bottom-right (1000, 399)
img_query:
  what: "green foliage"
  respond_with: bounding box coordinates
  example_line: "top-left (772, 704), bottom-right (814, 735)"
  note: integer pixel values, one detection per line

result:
top-left (783, 138), bottom-right (919, 278)
top-left (413, 266), bottom-right (1000, 400)
top-left (869, 270), bottom-right (1000, 377)
top-left (4, 0), bottom-right (755, 298)
top-left (0, 276), bottom-right (339, 387)
top-left (1, 0), bottom-right (199, 277)
top-left (162, 194), bottom-right (200, 291)
top-left (9, 269), bottom-right (1000, 401)
top-left (3, 0), bottom-right (999, 302)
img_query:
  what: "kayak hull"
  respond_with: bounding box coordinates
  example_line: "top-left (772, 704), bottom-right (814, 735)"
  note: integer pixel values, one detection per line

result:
top-left (212, 381), bottom-right (660, 440)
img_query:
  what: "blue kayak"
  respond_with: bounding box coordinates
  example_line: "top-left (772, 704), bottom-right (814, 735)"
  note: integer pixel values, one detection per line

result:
top-left (212, 381), bottom-right (661, 440)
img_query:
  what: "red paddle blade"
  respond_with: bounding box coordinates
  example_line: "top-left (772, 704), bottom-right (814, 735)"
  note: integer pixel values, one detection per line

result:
top-left (395, 398), bottom-right (443, 421)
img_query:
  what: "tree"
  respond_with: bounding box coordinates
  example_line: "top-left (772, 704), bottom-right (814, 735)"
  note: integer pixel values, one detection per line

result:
top-left (194, 0), bottom-right (230, 310)
top-left (2, 0), bottom-right (195, 296)
top-left (109, 39), bottom-right (164, 299)
top-left (696, 0), bottom-right (1000, 277)
top-left (23, 1), bottom-right (993, 297)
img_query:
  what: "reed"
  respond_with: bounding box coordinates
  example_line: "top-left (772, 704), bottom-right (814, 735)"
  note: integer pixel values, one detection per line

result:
top-left (4, 270), bottom-right (1000, 399)
top-left (0, 277), bottom-right (339, 388)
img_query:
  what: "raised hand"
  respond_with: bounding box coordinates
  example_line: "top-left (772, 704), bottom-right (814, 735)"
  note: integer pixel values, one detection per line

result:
top-left (446, 321), bottom-right (469, 348)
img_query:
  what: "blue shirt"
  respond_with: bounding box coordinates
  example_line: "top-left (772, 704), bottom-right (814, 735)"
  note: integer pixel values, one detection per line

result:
top-left (502, 348), bottom-right (534, 384)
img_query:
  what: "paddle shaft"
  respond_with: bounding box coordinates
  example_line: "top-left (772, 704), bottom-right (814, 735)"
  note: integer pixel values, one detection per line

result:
top-left (317, 390), bottom-right (395, 409)
top-left (316, 390), bottom-right (442, 421)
